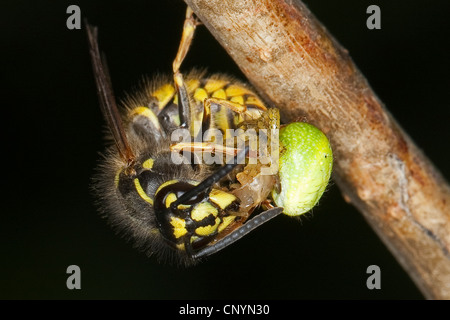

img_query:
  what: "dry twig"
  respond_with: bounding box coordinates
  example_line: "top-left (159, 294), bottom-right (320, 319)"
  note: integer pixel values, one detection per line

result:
top-left (184, 0), bottom-right (450, 299)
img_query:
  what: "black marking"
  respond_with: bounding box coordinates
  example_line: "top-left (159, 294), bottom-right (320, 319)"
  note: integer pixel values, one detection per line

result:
top-left (176, 76), bottom-right (191, 129)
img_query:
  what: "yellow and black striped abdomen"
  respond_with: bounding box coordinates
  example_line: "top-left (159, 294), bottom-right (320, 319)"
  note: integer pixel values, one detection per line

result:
top-left (126, 74), bottom-right (268, 141)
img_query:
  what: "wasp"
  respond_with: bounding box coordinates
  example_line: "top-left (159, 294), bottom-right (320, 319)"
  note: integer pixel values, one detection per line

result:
top-left (87, 7), bottom-right (333, 266)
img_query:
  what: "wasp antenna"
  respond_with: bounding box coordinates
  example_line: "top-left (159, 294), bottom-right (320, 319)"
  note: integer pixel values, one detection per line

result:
top-left (86, 21), bottom-right (135, 165)
top-left (172, 145), bottom-right (249, 208)
top-left (192, 207), bottom-right (283, 259)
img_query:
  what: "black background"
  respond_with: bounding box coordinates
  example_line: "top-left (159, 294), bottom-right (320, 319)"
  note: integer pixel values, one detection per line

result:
top-left (2, 0), bottom-right (449, 299)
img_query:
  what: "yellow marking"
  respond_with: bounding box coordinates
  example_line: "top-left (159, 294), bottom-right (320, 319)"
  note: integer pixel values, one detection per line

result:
top-left (193, 88), bottom-right (208, 102)
top-left (212, 89), bottom-right (227, 100)
top-left (172, 114), bottom-right (181, 126)
top-left (230, 95), bottom-right (244, 105)
top-left (245, 96), bottom-right (267, 110)
top-left (176, 243), bottom-right (186, 251)
top-left (142, 158), bottom-right (154, 170)
top-left (155, 180), bottom-right (179, 196)
top-left (114, 169), bottom-right (122, 188)
top-left (209, 189), bottom-right (238, 210)
top-left (204, 98), bottom-right (232, 135)
top-left (204, 79), bottom-right (228, 93)
top-left (225, 84), bottom-right (253, 97)
top-left (190, 110), bottom-right (204, 138)
top-left (191, 202), bottom-right (218, 222)
top-left (170, 217), bottom-right (187, 238)
top-left (218, 216), bottom-right (236, 233)
top-left (248, 108), bottom-right (265, 119)
top-left (186, 79), bottom-right (200, 92)
top-left (152, 84), bottom-right (175, 110)
top-left (234, 114), bottom-right (244, 127)
top-left (165, 193), bottom-right (177, 208)
top-left (177, 204), bottom-right (191, 210)
top-left (189, 180), bottom-right (200, 186)
top-left (214, 107), bottom-right (231, 136)
top-left (133, 178), bottom-right (154, 205)
top-left (129, 106), bottom-right (161, 130)
top-left (173, 94), bottom-right (178, 105)
top-left (195, 217), bottom-right (220, 236)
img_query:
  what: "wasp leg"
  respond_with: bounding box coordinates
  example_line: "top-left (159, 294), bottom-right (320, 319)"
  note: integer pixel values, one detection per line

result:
top-left (170, 140), bottom-right (260, 166)
top-left (171, 142), bottom-right (240, 156)
top-left (201, 97), bottom-right (269, 136)
top-left (191, 207), bottom-right (283, 259)
top-left (261, 199), bottom-right (276, 209)
top-left (173, 7), bottom-right (201, 129)
top-left (173, 7), bottom-right (200, 75)
top-left (199, 97), bottom-right (249, 143)
top-left (172, 145), bottom-right (249, 209)
top-left (205, 97), bottom-right (248, 115)
top-left (171, 141), bottom-right (249, 168)
top-left (202, 98), bottom-right (246, 130)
